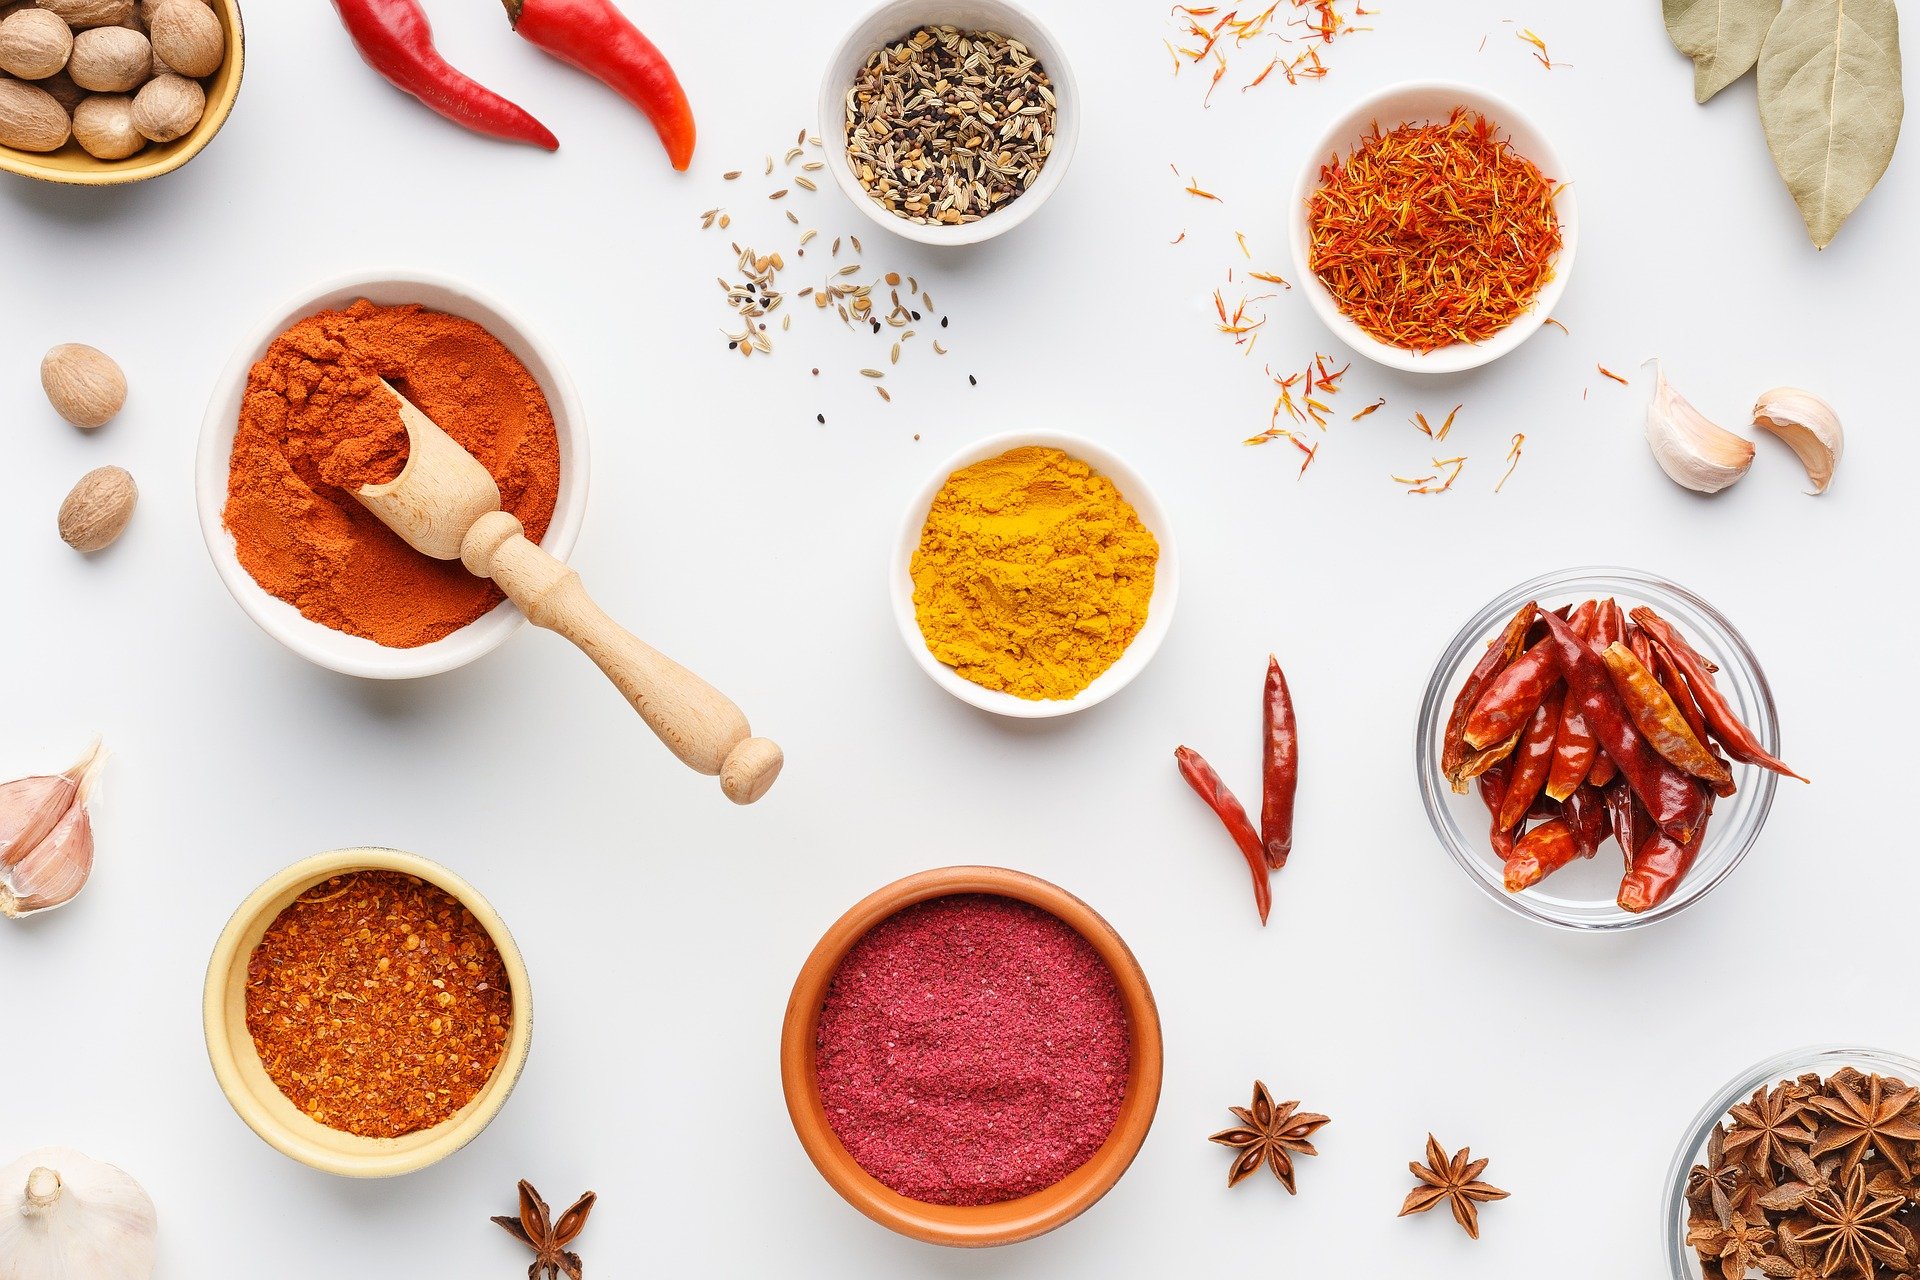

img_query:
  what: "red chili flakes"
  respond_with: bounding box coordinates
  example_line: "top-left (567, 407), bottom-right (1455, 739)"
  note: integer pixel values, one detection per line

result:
top-left (245, 871), bottom-right (513, 1138)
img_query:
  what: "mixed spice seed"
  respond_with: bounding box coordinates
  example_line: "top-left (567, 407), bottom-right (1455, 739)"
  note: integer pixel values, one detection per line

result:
top-left (704, 130), bottom-right (974, 417)
top-left (1686, 1069), bottom-right (1920, 1279)
top-left (844, 25), bottom-right (1056, 226)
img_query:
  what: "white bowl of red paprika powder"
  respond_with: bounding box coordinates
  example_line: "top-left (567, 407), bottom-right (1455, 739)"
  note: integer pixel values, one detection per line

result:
top-left (195, 269), bottom-right (589, 680)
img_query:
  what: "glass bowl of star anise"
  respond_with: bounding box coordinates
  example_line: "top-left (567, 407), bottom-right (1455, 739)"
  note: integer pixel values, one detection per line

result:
top-left (1666, 1046), bottom-right (1920, 1280)
top-left (1417, 566), bottom-right (1789, 932)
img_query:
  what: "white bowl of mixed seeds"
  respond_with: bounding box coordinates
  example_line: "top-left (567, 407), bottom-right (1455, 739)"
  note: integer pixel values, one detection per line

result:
top-left (819, 0), bottom-right (1079, 246)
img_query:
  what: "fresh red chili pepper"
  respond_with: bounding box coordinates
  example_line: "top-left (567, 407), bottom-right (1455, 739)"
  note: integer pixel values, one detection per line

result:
top-left (1175, 746), bottom-right (1271, 925)
top-left (1599, 642), bottom-right (1735, 792)
top-left (500, 0), bottom-right (695, 170)
top-left (1629, 608), bottom-right (1807, 782)
top-left (1476, 759), bottom-right (1518, 860)
top-left (1503, 789), bottom-right (1606, 893)
top-left (1442, 600), bottom-right (1534, 789)
top-left (1496, 686), bottom-right (1564, 832)
top-left (332, 0), bottom-right (559, 150)
top-left (1260, 655), bottom-right (1298, 869)
top-left (1537, 610), bottom-right (1709, 844)
top-left (1544, 606), bottom-right (1600, 801)
top-left (1618, 790), bottom-right (1714, 913)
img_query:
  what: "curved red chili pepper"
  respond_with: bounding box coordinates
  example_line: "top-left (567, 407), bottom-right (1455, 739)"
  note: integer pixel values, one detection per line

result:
top-left (501, 0), bottom-right (695, 170)
top-left (1476, 760), bottom-right (1518, 860)
top-left (1175, 747), bottom-right (1271, 925)
top-left (1462, 640), bottom-right (1555, 750)
top-left (1599, 643), bottom-right (1735, 793)
top-left (1544, 605), bottom-right (1600, 801)
top-left (1260, 656), bottom-right (1298, 869)
top-left (1442, 600), bottom-right (1533, 789)
top-left (1496, 687), bottom-right (1563, 832)
top-left (1629, 608), bottom-right (1807, 782)
top-left (332, 0), bottom-right (559, 150)
top-left (1537, 611), bottom-right (1708, 844)
top-left (1619, 790), bottom-right (1714, 913)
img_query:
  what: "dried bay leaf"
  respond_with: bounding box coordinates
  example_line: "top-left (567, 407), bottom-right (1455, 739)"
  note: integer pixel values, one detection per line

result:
top-left (1665, 0), bottom-right (1783, 101)
top-left (1758, 0), bottom-right (1904, 248)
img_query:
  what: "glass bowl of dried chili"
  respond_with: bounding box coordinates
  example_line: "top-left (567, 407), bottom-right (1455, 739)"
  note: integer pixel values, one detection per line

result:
top-left (1289, 80), bottom-right (1578, 374)
top-left (1663, 1046), bottom-right (1920, 1279)
top-left (780, 865), bottom-right (1162, 1245)
top-left (194, 269), bottom-right (589, 680)
top-left (1417, 567), bottom-right (1784, 932)
top-left (202, 847), bottom-right (534, 1177)
top-left (818, 0), bottom-right (1081, 246)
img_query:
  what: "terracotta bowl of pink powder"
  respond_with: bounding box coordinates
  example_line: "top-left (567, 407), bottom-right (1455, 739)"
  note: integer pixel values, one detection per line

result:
top-left (781, 866), bottom-right (1162, 1247)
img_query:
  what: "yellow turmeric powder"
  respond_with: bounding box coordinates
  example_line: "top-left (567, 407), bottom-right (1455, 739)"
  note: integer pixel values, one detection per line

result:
top-left (910, 446), bottom-right (1159, 701)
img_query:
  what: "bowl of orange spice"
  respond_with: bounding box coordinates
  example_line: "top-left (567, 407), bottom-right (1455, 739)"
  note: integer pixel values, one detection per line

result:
top-left (1288, 81), bottom-right (1578, 374)
top-left (194, 269), bottom-right (590, 680)
top-left (202, 847), bottom-right (533, 1177)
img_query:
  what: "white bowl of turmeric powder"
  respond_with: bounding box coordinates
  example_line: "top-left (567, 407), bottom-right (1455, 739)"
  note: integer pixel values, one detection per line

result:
top-left (195, 270), bottom-right (589, 680)
top-left (892, 432), bottom-right (1178, 718)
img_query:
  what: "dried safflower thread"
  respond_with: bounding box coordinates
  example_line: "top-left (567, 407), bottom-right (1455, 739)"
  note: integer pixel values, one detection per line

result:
top-left (814, 894), bottom-right (1130, 1206)
top-left (245, 871), bottom-right (512, 1138)
top-left (1308, 109), bottom-right (1562, 353)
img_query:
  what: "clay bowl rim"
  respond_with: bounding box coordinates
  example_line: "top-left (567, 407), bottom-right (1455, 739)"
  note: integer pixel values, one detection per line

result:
top-left (202, 846), bottom-right (533, 1178)
top-left (779, 865), bottom-right (1162, 1247)
top-left (0, 0), bottom-right (246, 187)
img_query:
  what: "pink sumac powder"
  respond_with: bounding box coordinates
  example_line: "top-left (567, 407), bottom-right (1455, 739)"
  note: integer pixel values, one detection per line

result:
top-left (814, 893), bottom-right (1131, 1206)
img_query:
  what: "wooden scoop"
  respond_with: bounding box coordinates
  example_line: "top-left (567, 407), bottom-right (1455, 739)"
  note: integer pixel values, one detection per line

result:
top-left (353, 381), bottom-right (782, 805)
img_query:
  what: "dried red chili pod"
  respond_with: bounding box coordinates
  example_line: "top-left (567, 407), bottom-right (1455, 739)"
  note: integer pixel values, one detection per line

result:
top-left (1618, 790), bottom-right (1715, 913)
top-left (1175, 746), bottom-right (1271, 925)
top-left (1536, 611), bottom-right (1709, 844)
top-left (1442, 600), bottom-right (1534, 789)
top-left (1599, 643), bottom-right (1735, 793)
top-left (1630, 608), bottom-right (1807, 782)
top-left (1496, 687), bottom-right (1564, 832)
top-left (1260, 656), bottom-right (1298, 869)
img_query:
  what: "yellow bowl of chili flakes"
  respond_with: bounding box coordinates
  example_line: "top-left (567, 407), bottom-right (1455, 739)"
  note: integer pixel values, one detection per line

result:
top-left (203, 847), bottom-right (533, 1177)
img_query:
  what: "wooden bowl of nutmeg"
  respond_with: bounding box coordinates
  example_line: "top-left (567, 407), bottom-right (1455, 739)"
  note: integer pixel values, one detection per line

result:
top-left (0, 0), bottom-right (241, 185)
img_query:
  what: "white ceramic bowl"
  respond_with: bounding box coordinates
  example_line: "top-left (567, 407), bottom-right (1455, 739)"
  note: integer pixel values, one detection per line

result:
top-left (819, 0), bottom-right (1080, 246)
top-left (891, 431), bottom-right (1178, 718)
top-left (1288, 80), bottom-right (1578, 374)
top-left (195, 270), bottom-right (589, 680)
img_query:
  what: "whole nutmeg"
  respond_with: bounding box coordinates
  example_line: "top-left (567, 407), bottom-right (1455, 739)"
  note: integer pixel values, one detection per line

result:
top-left (68, 24), bottom-right (148, 92)
top-left (41, 343), bottom-right (127, 428)
top-left (72, 93), bottom-right (141, 158)
top-left (0, 9), bottom-right (75, 80)
top-left (146, 0), bottom-right (220, 77)
top-left (39, 0), bottom-right (135, 28)
top-left (129, 71), bottom-right (199, 141)
top-left (59, 465), bottom-right (137, 553)
top-left (0, 77), bottom-right (70, 151)
top-left (137, 0), bottom-right (207, 23)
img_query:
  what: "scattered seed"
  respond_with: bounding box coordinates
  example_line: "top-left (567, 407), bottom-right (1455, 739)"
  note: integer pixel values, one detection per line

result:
top-left (770, 189), bottom-right (789, 200)
top-left (795, 176), bottom-right (818, 191)
top-left (969, 374), bottom-right (977, 385)
top-left (861, 369), bottom-right (885, 378)
top-left (802, 161), bottom-right (825, 171)
top-left (800, 229), bottom-right (818, 245)
top-left (890, 343), bottom-right (901, 364)
top-left (940, 316), bottom-right (949, 328)
top-left (719, 214), bottom-right (731, 229)
top-left (723, 170), bottom-right (741, 180)
top-left (817, 413), bottom-right (826, 423)
top-left (797, 126), bottom-right (808, 146)
top-left (785, 146), bottom-right (804, 164)
top-left (876, 386), bottom-right (891, 402)
top-left (933, 340), bottom-right (947, 354)
top-left (764, 156), bottom-right (774, 175)
top-left (851, 236), bottom-right (863, 253)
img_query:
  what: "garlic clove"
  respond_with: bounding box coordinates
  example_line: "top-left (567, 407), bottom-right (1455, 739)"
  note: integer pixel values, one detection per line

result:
top-left (1752, 387), bottom-right (1843, 494)
top-left (0, 740), bottom-right (106, 919)
top-left (1, 804), bottom-right (93, 917)
top-left (1645, 362), bottom-right (1755, 494)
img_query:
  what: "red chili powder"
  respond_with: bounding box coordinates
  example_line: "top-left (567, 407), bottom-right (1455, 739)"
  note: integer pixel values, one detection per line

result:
top-left (814, 893), bottom-right (1130, 1206)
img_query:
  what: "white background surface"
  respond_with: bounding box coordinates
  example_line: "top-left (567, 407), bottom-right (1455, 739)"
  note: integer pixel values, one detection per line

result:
top-left (2, 1), bottom-right (1912, 1274)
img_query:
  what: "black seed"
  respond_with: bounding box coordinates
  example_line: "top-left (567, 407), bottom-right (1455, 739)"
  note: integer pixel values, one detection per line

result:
top-left (817, 414), bottom-right (826, 424)
top-left (911, 311), bottom-right (922, 320)
top-left (728, 342), bottom-right (738, 350)
top-left (968, 374), bottom-right (977, 385)
top-left (940, 316), bottom-right (949, 328)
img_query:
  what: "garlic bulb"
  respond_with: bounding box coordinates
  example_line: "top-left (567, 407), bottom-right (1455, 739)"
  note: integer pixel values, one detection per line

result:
top-left (1645, 363), bottom-right (1755, 494)
top-left (1752, 387), bottom-right (1843, 494)
top-left (0, 1148), bottom-right (156, 1280)
top-left (0, 740), bottom-right (106, 919)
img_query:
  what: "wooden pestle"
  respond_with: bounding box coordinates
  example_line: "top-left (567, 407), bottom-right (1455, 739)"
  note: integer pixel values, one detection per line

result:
top-left (353, 381), bottom-right (782, 804)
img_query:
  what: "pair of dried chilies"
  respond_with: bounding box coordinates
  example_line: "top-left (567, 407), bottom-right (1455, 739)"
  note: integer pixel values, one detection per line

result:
top-left (1176, 657), bottom-right (1299, 924)
top-left (1443, 599), bottom-right (1804, 912)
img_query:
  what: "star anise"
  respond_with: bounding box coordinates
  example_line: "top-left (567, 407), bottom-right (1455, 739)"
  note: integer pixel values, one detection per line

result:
top-left (1697, 1213), bottom-right (1777, 1280)
top-left (1759, 1223), bottom-right (1824, 1280)
top-left (1756, 1146), bottom-right (1838, 1213)
top-left (1689, 1123), bottom-right (1755, 1225)
top-left (1727, 1083), bottom-right (1819, 1176)
top-left (491, 1180), bottom-right (597, 1280)
top-left (1798, 1164), bottom-right (1906, 1278)
top-left (1813, 1074), bottom-right (1920, 1178)
top-left (1397, 1134), bottom-right (1510, 1239)
top-left (1208, 1080), bottom-right (1330, 1194)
